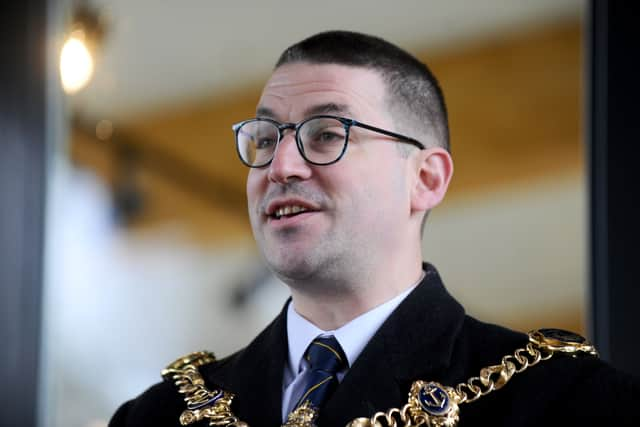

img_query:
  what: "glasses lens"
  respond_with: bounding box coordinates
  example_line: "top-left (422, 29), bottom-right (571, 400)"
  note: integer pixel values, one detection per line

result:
top-left (236, 120), bottom-right (279, 166)
top-left (299, 117), bottom-right (347, 164)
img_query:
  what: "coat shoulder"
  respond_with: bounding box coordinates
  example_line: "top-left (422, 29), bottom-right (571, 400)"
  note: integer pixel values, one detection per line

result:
top-left (455, 315), bottom-right (529, 371)
top-left (454, 319), bottom-right (640, 426)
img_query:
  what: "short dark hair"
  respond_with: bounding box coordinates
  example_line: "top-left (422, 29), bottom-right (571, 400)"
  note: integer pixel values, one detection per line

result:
top-left (276, 30), bottom-right (450, 152)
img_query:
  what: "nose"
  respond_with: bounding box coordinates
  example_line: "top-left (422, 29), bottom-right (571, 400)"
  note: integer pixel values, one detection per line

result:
top-left (267, 132), bottom-right (312, 183)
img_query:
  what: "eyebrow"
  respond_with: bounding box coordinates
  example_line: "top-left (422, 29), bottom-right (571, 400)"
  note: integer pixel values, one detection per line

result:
top-left (255, 106), bottom-right (276, 118)
top-left (255, 103), bottom-right (354, 121)
top-left (303, 103), bottom-right (353, 117)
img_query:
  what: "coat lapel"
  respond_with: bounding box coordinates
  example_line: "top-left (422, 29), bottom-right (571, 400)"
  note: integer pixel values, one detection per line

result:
top-left (320, 264), bottom-right (466, 426)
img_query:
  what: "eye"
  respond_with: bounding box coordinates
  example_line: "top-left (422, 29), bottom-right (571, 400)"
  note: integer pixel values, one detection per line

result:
top-left (316, 130), bottom-right (343, 143)
top-left (255, 136), bottom-right (277, 149)
top-left (303, 120), bottom-right (346, 145)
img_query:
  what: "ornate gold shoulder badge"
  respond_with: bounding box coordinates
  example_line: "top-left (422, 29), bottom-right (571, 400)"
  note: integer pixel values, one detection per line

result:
top-left (162, 351), bottom-right (248, 426)
top-left (346, 328), bottom-right (598, 427)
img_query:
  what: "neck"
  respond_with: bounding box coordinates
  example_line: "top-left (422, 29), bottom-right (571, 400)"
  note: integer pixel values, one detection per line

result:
top-left (288, 260), bottom-right (424, 331)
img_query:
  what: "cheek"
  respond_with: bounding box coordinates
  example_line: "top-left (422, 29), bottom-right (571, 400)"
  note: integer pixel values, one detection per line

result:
top-left (327, 165), bottom-right (389, 218)
top-left (246, 172), bottom-right (264, 217)
top-left (359, 158), bottom-right (408, 214)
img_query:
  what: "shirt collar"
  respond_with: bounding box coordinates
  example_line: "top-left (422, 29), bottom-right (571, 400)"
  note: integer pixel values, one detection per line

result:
top-left (286, 272), bottom-right (423, 376)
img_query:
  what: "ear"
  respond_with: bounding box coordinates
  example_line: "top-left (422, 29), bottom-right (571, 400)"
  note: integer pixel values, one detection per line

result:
top-left (410, 147), bottom-right (454, 213)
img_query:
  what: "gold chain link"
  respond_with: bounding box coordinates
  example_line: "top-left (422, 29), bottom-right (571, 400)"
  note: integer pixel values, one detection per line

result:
top-left (348, 340), bottom-right (556, 427)
top-left (454, 343), bottom-right (552, 404)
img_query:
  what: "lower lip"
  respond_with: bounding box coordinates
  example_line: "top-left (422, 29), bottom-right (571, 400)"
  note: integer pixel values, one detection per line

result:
top-left (266, 211), bottom-right (318, 229)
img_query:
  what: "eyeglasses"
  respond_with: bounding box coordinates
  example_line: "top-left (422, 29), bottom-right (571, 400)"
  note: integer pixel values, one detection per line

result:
top-left (232, 114), bottom-right (425, 168)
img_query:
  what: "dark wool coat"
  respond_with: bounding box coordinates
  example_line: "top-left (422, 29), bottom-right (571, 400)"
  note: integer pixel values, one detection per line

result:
top-left (109, 264), bottom-right (639, 427)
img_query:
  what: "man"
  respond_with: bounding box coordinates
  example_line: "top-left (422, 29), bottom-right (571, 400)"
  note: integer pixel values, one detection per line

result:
top-left (110, 31), bottom-right (638, 427)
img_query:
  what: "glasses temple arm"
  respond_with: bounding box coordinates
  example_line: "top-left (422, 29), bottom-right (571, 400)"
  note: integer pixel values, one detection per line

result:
top-left (351, 121), bottom-right (425, 149)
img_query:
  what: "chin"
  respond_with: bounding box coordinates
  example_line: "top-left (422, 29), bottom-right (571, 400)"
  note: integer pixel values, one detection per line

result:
top-left (267, 253), bottom-right (349, 291)
top-left (268, 257), bottom-right (316, 283)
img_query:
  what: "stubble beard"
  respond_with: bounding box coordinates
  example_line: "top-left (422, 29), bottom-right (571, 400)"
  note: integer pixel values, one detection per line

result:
top-left (259, 225), bottom-right (364, 298)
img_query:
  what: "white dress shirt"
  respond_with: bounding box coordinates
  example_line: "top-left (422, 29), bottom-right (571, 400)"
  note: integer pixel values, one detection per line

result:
top-left (281, 274), bottom-right (423, 421)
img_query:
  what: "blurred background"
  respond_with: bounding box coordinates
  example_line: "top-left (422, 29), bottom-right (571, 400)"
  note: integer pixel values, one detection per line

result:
top-left (39, 0), bottom-right (587, 426)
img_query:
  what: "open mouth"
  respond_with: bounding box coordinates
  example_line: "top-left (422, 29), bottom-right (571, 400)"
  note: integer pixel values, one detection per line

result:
top-left (270, 205), bottom-right (312, 220)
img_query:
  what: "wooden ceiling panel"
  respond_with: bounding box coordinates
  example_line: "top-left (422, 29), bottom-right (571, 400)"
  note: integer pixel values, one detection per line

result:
top-left (435, 22), bottom-right (583, 196)
top-left (124, 90), bottom-right (261, 190)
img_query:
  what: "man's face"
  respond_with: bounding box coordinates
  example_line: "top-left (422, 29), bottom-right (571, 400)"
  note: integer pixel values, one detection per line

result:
top-left (247, 63), bottom-right (412, 287)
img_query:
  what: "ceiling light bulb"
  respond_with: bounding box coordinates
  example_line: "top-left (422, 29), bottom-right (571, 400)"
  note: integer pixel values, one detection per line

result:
top-left (60, 31), bottom-right (94, 94)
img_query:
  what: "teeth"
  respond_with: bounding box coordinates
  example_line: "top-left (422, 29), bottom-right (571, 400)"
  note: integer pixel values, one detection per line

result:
top-left (274, 205), bottom-right (308, 218)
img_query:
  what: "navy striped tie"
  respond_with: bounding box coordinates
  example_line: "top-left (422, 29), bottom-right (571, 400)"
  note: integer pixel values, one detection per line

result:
top-left (293, 335), bottom-right (348, 413)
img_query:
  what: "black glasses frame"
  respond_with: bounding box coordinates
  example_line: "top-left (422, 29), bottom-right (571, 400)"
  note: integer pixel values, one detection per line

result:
top-left (232, 114), bottom-right (425, 168)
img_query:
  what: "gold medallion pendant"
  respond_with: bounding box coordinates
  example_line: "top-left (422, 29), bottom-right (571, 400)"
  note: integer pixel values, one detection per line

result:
top-left (282, 401), bottom-right (319, 427)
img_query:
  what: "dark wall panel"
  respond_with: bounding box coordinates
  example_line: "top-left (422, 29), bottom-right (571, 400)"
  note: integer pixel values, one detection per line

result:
top-left (589, 0), bottom-right (640, 375)
top-left (0, 2), bottom-right (47, 427)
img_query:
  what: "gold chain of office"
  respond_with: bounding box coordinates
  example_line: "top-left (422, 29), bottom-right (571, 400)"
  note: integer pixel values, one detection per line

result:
top-left (161, 329), bottom-right (597, 427)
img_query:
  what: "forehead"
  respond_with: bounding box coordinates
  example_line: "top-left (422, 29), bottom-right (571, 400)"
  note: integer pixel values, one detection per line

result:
top-left (257, 62), bottom-right (389, 123)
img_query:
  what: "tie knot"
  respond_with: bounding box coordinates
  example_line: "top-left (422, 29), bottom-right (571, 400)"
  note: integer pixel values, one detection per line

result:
top-left (305, 335), bottom-right (347, 374)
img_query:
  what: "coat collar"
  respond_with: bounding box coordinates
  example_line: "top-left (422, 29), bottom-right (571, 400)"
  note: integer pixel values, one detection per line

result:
top-left (320, 263), bottom-right (466, 425)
